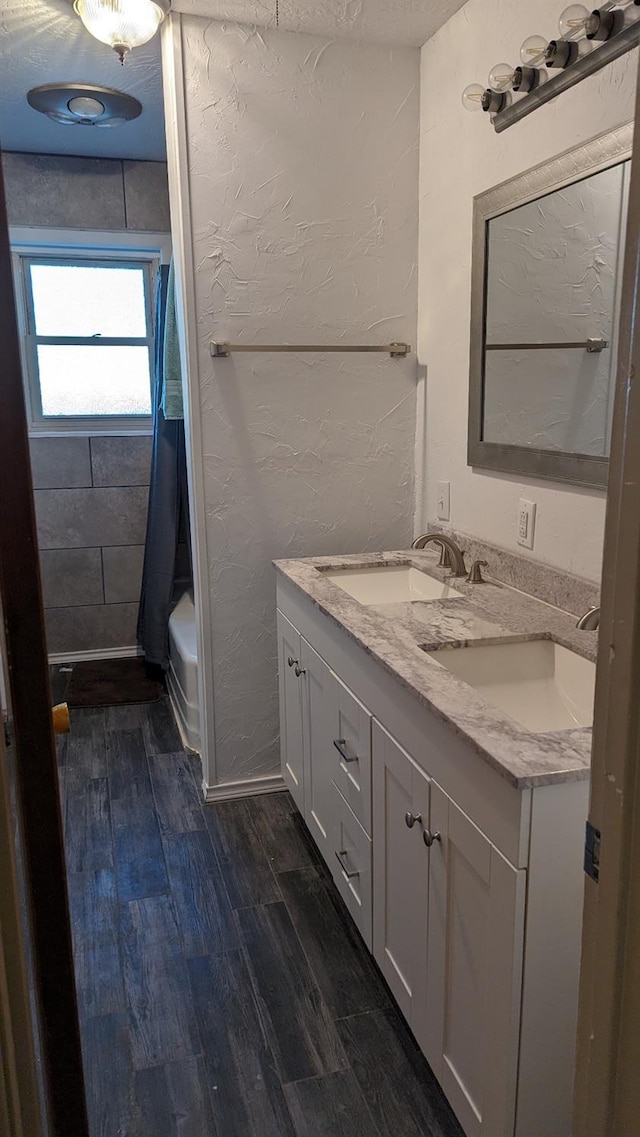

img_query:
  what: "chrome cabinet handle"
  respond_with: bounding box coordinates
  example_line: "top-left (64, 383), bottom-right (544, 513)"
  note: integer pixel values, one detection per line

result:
top-left (294, 663), bottom-right (305, 677)
top-left (405, 811), bottom-right (423, 829)
top-left (335, 849), bottom-right (359, 879)
top-left (423, 829), bottom-right (442, 847)
top-left (333, 738), bottom-right (358, 763)
top-left (287, 656), bottom-right (296, 668)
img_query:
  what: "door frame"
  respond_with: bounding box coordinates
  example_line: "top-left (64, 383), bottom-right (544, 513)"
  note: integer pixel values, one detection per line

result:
top-left (0, 716), bottom-right (46, 1137)
top-left (160, 15), bottom-right (218, 795)
top-left (0, 152), bottom-right (89, 1136)
top-left (573, 65), bottom-right (640, 1136)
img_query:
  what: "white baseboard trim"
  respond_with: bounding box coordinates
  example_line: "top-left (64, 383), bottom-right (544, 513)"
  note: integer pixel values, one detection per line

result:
top-left (48, 645), bottom-right (143, 665)
top-left (204, 773), bottom-right (285, 803)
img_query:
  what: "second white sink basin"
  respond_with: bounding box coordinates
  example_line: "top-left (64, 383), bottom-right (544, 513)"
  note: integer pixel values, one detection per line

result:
top-left (324, 565), bottom-right (464, 605)
top-left (426, 638), bottom-right (595, 732)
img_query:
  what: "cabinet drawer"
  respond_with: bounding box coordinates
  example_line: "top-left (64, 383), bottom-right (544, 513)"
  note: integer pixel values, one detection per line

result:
top-left (332, 677), bottom-right (372, 835)
top-left (330, 785), bottom-right (372, 950)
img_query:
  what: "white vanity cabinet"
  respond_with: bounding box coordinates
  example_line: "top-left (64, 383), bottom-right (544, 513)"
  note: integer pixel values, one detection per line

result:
top-left (276, 579), bottom-right (588, 1137)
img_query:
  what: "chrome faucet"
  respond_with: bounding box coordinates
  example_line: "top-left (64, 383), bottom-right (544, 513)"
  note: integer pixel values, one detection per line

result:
top-left (411, 532), bottom-right (467, 577)
top-left (576, 605), bottom-right (600, 631)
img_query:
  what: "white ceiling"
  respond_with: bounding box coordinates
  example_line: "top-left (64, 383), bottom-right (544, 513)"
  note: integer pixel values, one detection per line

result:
top-left (173, 0), bottom-right (468, 48)
top-left (0, 0), bottom-right (467, 162)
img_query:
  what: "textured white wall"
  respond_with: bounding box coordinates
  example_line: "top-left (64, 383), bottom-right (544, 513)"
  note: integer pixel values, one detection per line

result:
top-left (179, 17), bottom-right (419, 786)
top-left (419, 0), bottom-right (637, 581)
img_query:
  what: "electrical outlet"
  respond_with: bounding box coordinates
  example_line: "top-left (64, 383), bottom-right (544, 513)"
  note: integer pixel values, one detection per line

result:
top-left (436, 481), bottom-right (450, 521)
top-left (517, 498), bottom-right (536, 549)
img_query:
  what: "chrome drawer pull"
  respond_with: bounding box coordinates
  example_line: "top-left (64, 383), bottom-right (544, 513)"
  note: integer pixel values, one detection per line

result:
top-left (405, 811), bottom-right (423, 829)
top-left (294, 663), bottom-right (305, 677)
top-left (333, 738), bottom-right (358, 763)
top-left (335, 849), bottom-right (360, 879)
top-left (423, 829), bottom-right (442, 848)
top-left (287, 656), bottom-right (296, 668)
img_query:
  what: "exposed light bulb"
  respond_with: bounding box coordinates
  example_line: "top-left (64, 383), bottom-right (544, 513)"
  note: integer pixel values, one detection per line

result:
top-left (488, 63), bottom-right (516, 92)
top-left (461, 83), bottom-right (486, 111)
top-left (520, 35), bottom-right (549, 67)
top-left (563, 3), bottom-right (621, 40)
top-left (558, 4), bottom-right (592, 39)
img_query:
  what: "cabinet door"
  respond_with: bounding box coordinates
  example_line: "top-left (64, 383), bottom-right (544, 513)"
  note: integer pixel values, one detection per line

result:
top-left (372, 720), bottom-right (430, 1047)
top-left (426, 782), bottom-right (526, 1137)
top-left (300, 637), bottom-right (334, 863)
top-left (277, 610), bottom-right (304, 811)
top-left (332, 677), bottom-right (372, 835)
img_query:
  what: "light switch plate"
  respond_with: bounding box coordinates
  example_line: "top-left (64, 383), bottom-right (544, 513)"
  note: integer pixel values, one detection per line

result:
top-left (436, 481), bottom-right (450, 521)
top-left (517, 498), bottom-right (536, 549)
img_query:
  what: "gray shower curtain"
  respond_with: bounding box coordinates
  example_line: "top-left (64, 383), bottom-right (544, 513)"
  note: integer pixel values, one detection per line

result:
top-left (137, 264), bottom-right (191, 670)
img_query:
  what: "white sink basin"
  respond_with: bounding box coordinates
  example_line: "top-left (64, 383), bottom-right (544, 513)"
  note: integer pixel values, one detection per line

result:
top-left (426, 639), bottom-right (595, 732)
top-left (324, 565), bottom-right (464, 605)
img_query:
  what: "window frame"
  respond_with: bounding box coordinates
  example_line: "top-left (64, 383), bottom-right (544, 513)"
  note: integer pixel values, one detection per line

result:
top-left (10, 229), bottom-right (170, 437)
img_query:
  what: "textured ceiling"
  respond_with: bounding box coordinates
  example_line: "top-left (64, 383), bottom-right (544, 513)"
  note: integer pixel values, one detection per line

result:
top-left (0, 0), bottom-right (467, 161)
top-left (173, 0), bottom-right (469, 48)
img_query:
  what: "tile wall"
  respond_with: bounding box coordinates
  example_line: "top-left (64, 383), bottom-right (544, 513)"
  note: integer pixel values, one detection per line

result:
top-left (32, 436), bottom-right (152, 655)
top-left (3, 150), bottom-right (171, 656)
top-left (3, 152), bottom-right (171, 233)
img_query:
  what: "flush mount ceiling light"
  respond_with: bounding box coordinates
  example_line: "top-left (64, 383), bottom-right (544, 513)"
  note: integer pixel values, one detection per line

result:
top-left (72, 0), bottom-right (170, 64)
top-left (27, 83), bottom-right (142, 127)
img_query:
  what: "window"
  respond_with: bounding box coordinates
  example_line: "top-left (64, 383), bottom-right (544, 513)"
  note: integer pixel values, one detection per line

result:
top-left (14, 247), bottom-right (158, 433)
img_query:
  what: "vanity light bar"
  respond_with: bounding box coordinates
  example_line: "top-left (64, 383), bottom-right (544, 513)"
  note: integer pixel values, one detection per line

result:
top-left (463, 4), bottom-right (640, 132)
top-left (210, 341), bottom-right (411, 358)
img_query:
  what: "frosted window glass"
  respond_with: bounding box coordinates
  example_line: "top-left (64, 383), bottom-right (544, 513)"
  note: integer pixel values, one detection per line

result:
top-left (30, 264), bottom-right (147, 338)
top-left (37, 345), bottom-right (152, 417)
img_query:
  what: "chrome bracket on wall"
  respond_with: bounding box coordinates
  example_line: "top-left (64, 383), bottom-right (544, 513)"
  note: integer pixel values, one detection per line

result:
top-left (210, 341), bottom-right (411, 358)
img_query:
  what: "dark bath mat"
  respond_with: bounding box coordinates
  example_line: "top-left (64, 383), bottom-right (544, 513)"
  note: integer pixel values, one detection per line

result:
top-left (65, 657), bottom-right (165, 708)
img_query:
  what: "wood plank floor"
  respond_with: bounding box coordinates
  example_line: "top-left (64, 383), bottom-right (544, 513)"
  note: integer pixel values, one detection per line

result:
top-left (58, 694), bottom-right (464, 1137)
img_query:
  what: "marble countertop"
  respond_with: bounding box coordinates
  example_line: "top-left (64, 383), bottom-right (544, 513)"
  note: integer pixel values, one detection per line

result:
top-left (274, 550), bottom-right (597, 789)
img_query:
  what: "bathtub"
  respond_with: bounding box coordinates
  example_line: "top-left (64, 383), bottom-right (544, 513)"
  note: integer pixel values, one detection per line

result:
top-left (167, 590), bottom-right (201, 754)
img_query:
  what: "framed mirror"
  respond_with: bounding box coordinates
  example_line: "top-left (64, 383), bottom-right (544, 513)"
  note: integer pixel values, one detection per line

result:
top-left (468, 122), bottom-right (633, 489)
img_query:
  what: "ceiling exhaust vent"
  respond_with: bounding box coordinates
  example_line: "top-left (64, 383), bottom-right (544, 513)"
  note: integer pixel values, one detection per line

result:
top-left (27, 83), bottom-right (142, 128)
